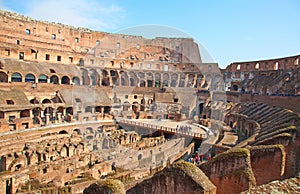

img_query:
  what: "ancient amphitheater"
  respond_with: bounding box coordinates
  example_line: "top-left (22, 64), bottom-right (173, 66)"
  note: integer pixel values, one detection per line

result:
top-left (0, 10), bottom-right (299, 194)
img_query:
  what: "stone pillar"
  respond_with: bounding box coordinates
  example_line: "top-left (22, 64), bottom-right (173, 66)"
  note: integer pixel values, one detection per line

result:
top-left (57, 112), bottom-right (62, 123)
top-left (193, 74), bottom-right (198, 87)
top-left (0, 179), bottom-right (6, 194)
top-left (45, 113), bottom-right (50, 125)
top-left (184, 74), bottom-right (189, 87)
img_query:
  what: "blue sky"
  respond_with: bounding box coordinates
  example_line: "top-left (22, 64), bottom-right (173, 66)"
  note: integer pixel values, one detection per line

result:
top-left (1, 0), bottom-right (299, 68)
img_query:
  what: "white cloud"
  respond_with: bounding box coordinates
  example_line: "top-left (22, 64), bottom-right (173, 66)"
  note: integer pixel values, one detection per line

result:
top-left (23, 0), bottom-right (124, 31)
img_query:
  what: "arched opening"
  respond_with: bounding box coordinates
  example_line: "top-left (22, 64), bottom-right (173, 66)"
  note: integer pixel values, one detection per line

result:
top-left (66, 107), bottom-right (73, 115)
top-left (104, 106), bottom-right (111, 114)
top-left (91, 70), bottom-right (100, 86)
top-left (86, 127), bottom-right (94, 134)
top-left (274, 62), bottom-right (279, 70)
top-left (30, 98), bottom-right (39, 104)
top-left (32, 108), bottom-right (41, 124)
top-left (11, 72), bottom-right (22, 82)
top-left (140, 80), bottom-right (145, 87)
top-left (61, 76), bottom-right (70, 85)
top-left (155, 80), bottom-right (161, 87)
top-left (123, 102), bottom-right (130, 111)
top-left (42, 99), bottom-right (51, 104)
top-left (38, 74), bottom-right (48, 83)
top-left (57, 106), bottom-right (64, 115)
top-left (130, 78), bottom-right (135, 86)
top-left (85, 106), bottom-right (92, 113)
top-left (163, 80), bottom-right (168, 87)
top-left (81, 69), bottom-right (90, 85)
top-left (171, 80), bottom-right (177, 87)
top-left (50, 75), bottom-right (59, 84)
top-left (0, 72), bottom-right (8, 82)
top-left (147, 80), bottom-right (153, 87)
top-left (73, 129), bottom-right (81, 135)
top-left (110, 70), bottom-right (118, 85)
top-left (44, 107), bottom-right (54, 120)
top-left (60, 145), bottom-right (69, 157)
top-left (72, 76), bottom-right (80, 85)
top-left (25, 73), bottom-right (36, 83)
top-left (232, 84), bottom-right (239, 91)
top-left (15, 164), bottom-right (22, 171)
top-left (59, 130), bottom-right (68, 134)
top-left (95, 106), bottom-right (102, 113)
top-left (138, 154), bottom-right (142, 160)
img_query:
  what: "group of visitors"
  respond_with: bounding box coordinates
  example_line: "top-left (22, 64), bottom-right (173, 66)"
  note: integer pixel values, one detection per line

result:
top-left (187, 152), bottom-right (211, 165)
top-left (176, 125), bottom-right (192, 133)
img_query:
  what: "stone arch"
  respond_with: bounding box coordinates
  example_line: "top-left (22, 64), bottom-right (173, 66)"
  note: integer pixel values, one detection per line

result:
top-left (101, 70), bottom-right (110, 86)
top-left (11, 72), bottom-right (22, 82)
top-left (110, 70), bottom-right (119, 85)
top-left (81, 68), bottom-right (90, 85)
top-left (97, 126), bottom-right (103, 133)
top-left (146, 72), bottom-right (153, 87)
top-left (25, 73), bottom-right (36, 83)
top-left (72, 76), bottom-right (80, 85)
top-left (50, 75), bottom-right (59, 84)
top-left (85, 106), bottom-right (92, 113)
top-left (86, 127), bottom-right (94, 134)
top-left (171, 73), bottom-right (178, 87)
top-left (60, 145), bottom-right (69, 157)
top-left (61, 76), bottom-right (70, 85)
top-left (179, 74), bottom-right (186, 87)
top-left (56, 106), bottom-right (64, 115)
top-left (95, 106), bottom-right (101, 113)
top-left (68, 144), bottom-right (75, 157)
top-left (195, 74), bottom-right (204, 88)
top-left (123, 101), bottom-right (130, 111)
top-left (155, 73), bottom-right (161, 87)
top-left (187, 74), bottom-right (195, 87)
top-left (42, 98), bottom-right (51, 104)
top-left (138, 154), bottom-right (143, 160)
top-left (58, 130), bottom-right (68, 134)
top-left (120, 71), bottom-right (129, 86)
top-left (232, 84), bottom-right (239, 91)
top-left (30, 98), bottom-right (39, 104)
top-left (163, 73), bottom-right (170, 87)
top-left (66, 107), bottom-right (73, 115)
top-left (76, 143), bottom-right (84, 154)
top-left (139, 80), bottom-right (146, 87)
top-left (129, 71), bottom-right (138, 86)
top-left (0, 71), bottom-right (8, 82)
top-left (73, 128), bottom-right (82, 135)
top-left (38, 74), bottom-right (48, 83)
top-left (90, 69), bottom-right (100, 86)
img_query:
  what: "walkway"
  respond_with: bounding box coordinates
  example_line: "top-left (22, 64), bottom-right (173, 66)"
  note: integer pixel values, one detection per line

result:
top-left (117, 118), bottom-right (208, 140)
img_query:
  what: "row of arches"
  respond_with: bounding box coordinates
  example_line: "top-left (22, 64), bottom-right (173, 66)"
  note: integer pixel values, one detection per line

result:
top-left (0, 71), bottom-right (76, 85)
top-left (0, 69), bottom-right (221, 89)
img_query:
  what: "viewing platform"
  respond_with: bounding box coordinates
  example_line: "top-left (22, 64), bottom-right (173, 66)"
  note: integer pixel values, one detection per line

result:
top-left (117, 118), bottom-right (208, 140)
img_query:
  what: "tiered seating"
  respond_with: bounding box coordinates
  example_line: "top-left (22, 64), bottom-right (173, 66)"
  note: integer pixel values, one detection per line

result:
top-left (233, 103), bottom-right (299, 147)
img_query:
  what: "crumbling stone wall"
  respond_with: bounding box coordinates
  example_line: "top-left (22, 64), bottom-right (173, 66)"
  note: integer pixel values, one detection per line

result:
top-left (127, 161), bottom-right (216, 194)
top-left (200, 148), bottom-right (256, 194)
top-left (250, 145), bottom-right (286, 185)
